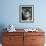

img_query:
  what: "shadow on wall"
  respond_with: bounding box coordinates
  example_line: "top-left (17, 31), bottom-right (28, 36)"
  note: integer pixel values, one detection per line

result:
top-left (0, 24), bottom-right (7, 43)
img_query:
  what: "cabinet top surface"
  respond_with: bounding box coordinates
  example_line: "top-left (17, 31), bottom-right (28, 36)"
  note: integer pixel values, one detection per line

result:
top-left (3, 29), bottom-right (45, 33)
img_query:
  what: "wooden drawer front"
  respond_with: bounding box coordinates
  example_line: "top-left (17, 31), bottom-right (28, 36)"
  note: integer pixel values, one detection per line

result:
top-left (3, 43), bottom-right (23, 46)
top-left (31, 44), bottom-right (44, 46)
top-left (24, 36), bottom-right (44, 46)
top-left (24, 36), bottom-right (32, 46)
top-left (3, 44), bottom-right (15, 46)
top-left (24, 32), bottom-right (44, 36)
top-left (3, 36), bottom-right (23, 45)
top-left (32, 36), bottom-right (45, 44)
top-left (3, 32), bottom-right (23, 36)
top-left (3, 36), bottom-right (9, 44)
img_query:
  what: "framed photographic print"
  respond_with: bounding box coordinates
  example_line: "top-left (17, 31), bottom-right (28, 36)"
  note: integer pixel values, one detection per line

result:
top-left (19, 5), bottom-right (34, 23)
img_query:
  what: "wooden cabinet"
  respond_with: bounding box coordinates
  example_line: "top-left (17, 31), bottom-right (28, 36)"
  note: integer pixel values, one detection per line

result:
top-left (2, 31), bottom-right (45, 46)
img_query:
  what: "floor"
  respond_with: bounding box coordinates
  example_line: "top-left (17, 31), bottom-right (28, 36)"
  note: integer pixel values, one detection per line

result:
top-left (0, 44), bottom-right (2, 46)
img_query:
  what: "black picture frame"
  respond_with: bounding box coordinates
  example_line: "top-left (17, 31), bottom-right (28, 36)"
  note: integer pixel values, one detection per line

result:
top-left (19, 5), bottom-right (34, 23)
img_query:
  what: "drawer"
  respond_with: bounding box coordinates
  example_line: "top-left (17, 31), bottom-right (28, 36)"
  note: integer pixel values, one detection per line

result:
top-left (3, 43), bottom-right (23, 46)
top-left (24, 36), bottom-right (44, 45)
top-left (3, 44), bottom-right (15, 46)
top-left (32, 36), bottom-right (45, 44)
top-left (3, 38), bottom-right (23, 46)
top-left (31, 44), bottom-right (44, 46)
top-left (24, 36), bottom-right (32, 40)
top-left (3, 32), bottom-right (23, 36)
top-left (3, 35), bottom-right (23, 44)
top-left (24, 32), bottom-right (44, 36)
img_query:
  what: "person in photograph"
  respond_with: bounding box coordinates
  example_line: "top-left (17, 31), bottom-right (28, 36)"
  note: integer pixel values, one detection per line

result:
top-left (22, 7), bottom-right (32, 21)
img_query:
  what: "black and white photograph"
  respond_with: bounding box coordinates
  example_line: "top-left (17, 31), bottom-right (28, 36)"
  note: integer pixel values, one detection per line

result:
top-left (19, 5), bottom-right (34, 23)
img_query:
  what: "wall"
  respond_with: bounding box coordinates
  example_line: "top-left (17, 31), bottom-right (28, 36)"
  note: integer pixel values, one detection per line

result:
top-left (0, 0), bottom-right (46, 29)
